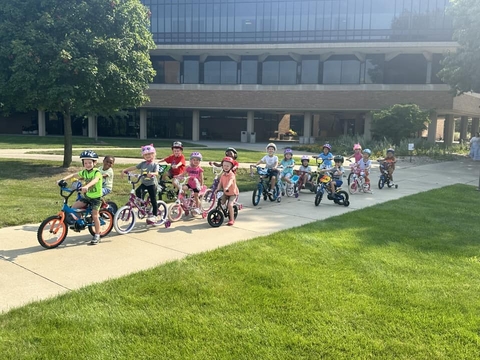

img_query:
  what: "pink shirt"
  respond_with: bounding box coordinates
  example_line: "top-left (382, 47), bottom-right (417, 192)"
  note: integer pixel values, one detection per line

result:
top-left (185, 165), bottom-right (203, 189)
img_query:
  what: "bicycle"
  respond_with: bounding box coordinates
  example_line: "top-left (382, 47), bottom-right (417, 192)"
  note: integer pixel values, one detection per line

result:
top-left (157, 165), bottom-right (178, 202)
top-left (37, 180), bottom-right (114, 249)
top-left (206, 191), bottom-right (242, 227)
top-left (277, 165), bottom-right (300, 199)
top-left (71, 179), bottom-right (118, 215)
top-left (113, 173), bottom-right (170, 235)
top-left (378, 160), bottom-right (398, 189)
top-left (250, 166), bottom-right (280, 206)
top-left (200, 164), bottom-right (223, 211)
top-left (314, 172), bottom-right (350, 207)
top-left (348, 163), bottom-right (372, 194)
top-left (167, 176), bottom-right (208, 222)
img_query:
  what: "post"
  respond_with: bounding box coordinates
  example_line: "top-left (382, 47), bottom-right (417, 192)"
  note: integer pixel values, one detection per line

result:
top-left (427, 111), bottom-right (437, 143)
top-left (364, 112), bottom-right (372, 140)
top-left (87, 115), bottom-right (97, 140)
top-left (247, 110), bottom-right (254, 134)
top-left (37, 110), bottom-right (46, 136)
top-left (139, 109), bottom-right (147, 140)
top-left (303, 112), bottom-right (312, 138)
top-left (192, 110), bottom-right (200, 141)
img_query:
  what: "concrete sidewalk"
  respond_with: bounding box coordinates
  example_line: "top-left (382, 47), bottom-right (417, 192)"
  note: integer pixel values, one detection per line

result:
top-left (1, 156), bottom-right (479, 314)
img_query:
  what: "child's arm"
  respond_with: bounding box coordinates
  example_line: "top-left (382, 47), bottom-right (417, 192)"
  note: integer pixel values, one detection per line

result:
top-left (209, 161), bottom-right (222, 167)
top-left (224, 178), bottom-right (234, 192)
top-left (122, 165), bottom-right (138, 177)
top-left (58, 173), bottom-right (76, 183)
top-left (82, 175), bottom-right (100, 193)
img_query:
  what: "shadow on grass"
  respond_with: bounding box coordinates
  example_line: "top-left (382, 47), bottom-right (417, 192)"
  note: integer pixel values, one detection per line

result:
top-left (0, 160), bottom-right (69, 181)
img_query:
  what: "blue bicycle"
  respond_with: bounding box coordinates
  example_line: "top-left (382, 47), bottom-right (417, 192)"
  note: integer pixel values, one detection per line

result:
top-left (250, 166), bottom-right (280, 206)
top-left (37, 180), bottom-right (114, 249)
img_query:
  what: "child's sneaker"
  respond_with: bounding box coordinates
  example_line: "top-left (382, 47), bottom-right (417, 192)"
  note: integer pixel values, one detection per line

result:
top-left (89, 234), bottom-right (101, 245)
top-left (147, 215), bottom-right (157, 224)
top-left (268, 189), bottom-right (273, 195)
top-left (194, 208), bottom-right (202, 215)
top-left (227, 220), bottom-right (234, 226)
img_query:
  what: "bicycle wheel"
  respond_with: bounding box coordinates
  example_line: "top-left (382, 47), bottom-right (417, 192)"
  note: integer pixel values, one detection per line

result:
top-left (88, 209), bottom-right (114, 237)
top-left (378, 176), bottom-right (385, 189)
top-left (269, 183), bottom-right (280, 201)
top-left (37, 215), bottom-right (68, 249)
top-left (156, 200), bottom-right (168, 223)
top-left (347, 172), bottom-right (354, 186)
top-left (314, 192), bottom-right (323, 206)
top-left (286, 184), bottom-right (294, 197)
top-left (168, 203), bottom-right (183, 222)
top-left (114, 206), bottom-right (136, 235)
top-left (207, 209), bottom-right (224, 227)
top-left (336, 190), bottom-right (350, 207)
top-left (349, 181), bottom-right (358, 194)
top-left (106, 201), bottom-right (118, 215)
top-left (252, 184), bottom-right (262, 206)
top-left (200, 189), bottom-right (215, 211)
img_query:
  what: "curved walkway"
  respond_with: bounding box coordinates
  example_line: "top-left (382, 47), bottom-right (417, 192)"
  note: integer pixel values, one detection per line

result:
top-left (0, 148), bottom-right (479, 313)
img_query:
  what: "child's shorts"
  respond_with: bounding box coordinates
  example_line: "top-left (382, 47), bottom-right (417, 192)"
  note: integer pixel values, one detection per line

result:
top-left (334, 180), bottom-right (343, 187)
top-left (221, 194), bottom-right (237, 204)
top-left (102, 188), bottom-right (111, 196)
top-left (79, 196), bottom-right (102, 211)
top-left (186, 184), bottom-right (200, 193)
top-left (281, 172), bottom-right (292, 179)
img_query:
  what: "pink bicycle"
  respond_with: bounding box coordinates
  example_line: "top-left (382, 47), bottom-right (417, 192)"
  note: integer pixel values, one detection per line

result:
top-left (167, 176), bottom-right (208, 222)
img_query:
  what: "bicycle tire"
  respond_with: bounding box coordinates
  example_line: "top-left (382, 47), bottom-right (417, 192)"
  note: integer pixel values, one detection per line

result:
top-left (347, 172), bottom-right (354, 186)
top-left (37, 215), bottom-right (68, 249)
top-left (156, 200), bottom-right (168, 223)
top-left (201, 189), bottom-right (215, 211)
top-left (349, 181), bottom-right (358, 194)
top-left (207, 209), bottom-right (224, 227)
top-left (252, 184), bottom-right (262, 206)
top-left (378, 177), bottom-right (385, 189)
top-left (336, 190), bottom-right (350, 206)
top-left (314, 192), bottom-right (322, 206)
top-left (113, 206), bottom-right (136, 235)
top-left (168, 203), bottom-right (183, 222)
top-left (88, 209), bottom-right (114, 237)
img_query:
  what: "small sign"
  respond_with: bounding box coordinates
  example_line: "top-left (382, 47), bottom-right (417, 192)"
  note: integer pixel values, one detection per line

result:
top-left (408, 143), bottom-right (414, 151)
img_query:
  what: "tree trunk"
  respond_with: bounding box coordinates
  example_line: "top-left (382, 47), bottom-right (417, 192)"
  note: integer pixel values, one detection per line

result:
top-left (62, 111), bottom-right (73, 168)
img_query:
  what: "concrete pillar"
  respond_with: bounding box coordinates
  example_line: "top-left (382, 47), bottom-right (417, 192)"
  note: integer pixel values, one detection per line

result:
top-left (139, 109), bottom-right (147, 140)
top-left (427, 111), bottom-right (438, 143)
top-left (37, 110), bottom-right (46, 136)
top-left (313, 114), bottom-right (320, 137)
top-left (87, 115), bottom-right (97, 139)
top-left (472, 117), bottom-right (479, 136)
top-left (459, 116), bottom-right (468, 142)
top-left (426, 61), bottom-right (432, 84)
top-left (364, 112), bottom-right (372, 140)
top-left (247, 110), bottom-right (254, 133)
top-left (192, 110), bottom-right (200, 141)
top-left (303, 112), bottom-right (312, 138)
top-left (444, 114), bottom-right (455, 146)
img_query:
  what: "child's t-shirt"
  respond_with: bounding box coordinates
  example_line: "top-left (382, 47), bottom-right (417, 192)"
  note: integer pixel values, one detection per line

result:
top-left (136, 161), bottom-right (159, 186)
top-left (186, 165), bottom-right (204, 190)
top-left (164, 154), bottom-right (186, 176)
top-left (358, 159), bottom-right (372, 171)
top-left (298, 165), bottom-right (312, 174)
top-left (78, 169), bottom-right (102, 199)
top-left (261, 155), bottom-right (278, 169)
top-left (331, 166), bottom-right (344, 181)
top-left (318, 152), bottom-right (334, 167)
top-left (98, 166), bottom-right (114, 191)
top-left (280, 158), bottom-right (295, 175)
top-left (219, 171), bottom-right (239, 196)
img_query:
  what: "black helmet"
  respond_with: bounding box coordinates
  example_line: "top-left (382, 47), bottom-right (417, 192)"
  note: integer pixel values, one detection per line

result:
top-left (225, 147), bottom-right (238, 159)
top-left (171, 141), bottom-right (183, 150)
top-left (79, 150), bottom-right (98, 161)
top-left (333, 155), bottom-right (344, 163)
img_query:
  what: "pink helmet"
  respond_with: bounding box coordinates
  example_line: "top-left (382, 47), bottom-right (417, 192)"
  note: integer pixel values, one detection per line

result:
top-left (141, 144), bottom-right (156, 155)
top-left (353, 143), bottom-right (362, 150)
top-left (301, 155), bottom-right (309, 162)
top-left (190, 151), bottom-right (202, 160)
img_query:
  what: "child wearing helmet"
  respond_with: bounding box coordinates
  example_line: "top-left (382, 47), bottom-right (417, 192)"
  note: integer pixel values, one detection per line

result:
top-left (58, 150), bottom-right (103, 244)
top-left (158, 141), bottom-right (186, 192)
top-left (313, 144), bottom-right (334, 172)
top-left (250, 143), bottom-right (278, 195)
top-left (209, 147), bottom-right (239, 173)
top-left (330, 155), bottom-right (345, 196)
top-left (98, 155), bottom-right (115, 196)
top-left (298, 155), bottom-right (312, 189)
top-left (217, 157), bottom-right (239, 226)
top-left (184, 152), bottom-right (204, 213)
top-left (378, 148), bottom-right (397, 183)
top-left (280, 148), bottom-right (295, 187)
top-left (122, 144), bottom-right (161, 224)
top-left (358, 149), bottom-right (372, 192)
top-left (348, 143), bottom-right (363, 163)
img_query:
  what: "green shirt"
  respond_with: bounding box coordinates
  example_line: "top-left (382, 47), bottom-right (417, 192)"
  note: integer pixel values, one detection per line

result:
top-left (78, 169), bottom-right (102, 199)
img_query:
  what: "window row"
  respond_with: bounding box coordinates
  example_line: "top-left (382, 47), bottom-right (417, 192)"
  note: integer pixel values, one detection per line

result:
top-left (151, 54), bottom-right (444, 85)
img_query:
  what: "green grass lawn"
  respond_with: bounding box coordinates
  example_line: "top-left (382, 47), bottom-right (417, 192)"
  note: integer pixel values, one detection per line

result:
top-left (1, 185), bottom-right (479, 359)
top-left (0, 159), bottom-right (258, 227)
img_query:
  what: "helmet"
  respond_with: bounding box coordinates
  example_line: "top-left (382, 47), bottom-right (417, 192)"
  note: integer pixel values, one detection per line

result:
top-left (284, 148), bottom-right (293, 155)
top-left (387, 148), bottom-right (395, 154)
top-left (353, 143), bottom-right (362, 150)
top-left (79, 150), bottom-right (98, 160)
top-left (333, 155), bottom-right (344, 163)
top-left (141, 144), bottom-right (156, 155)
top-left (171, 141), bottom-right (183, 150)
top-left (323, 143), bottom-right (332, 150)
top-left (363, 149), bottom-right (372, 155)
top-left (301, 155), bottom-right (309, 162)
top-left (225, 147), bottom-right (238, 159)
top-left (266, 143), bottom-right (277, 151)
top-left (222, 156), bottom-right (235, 166)
top-left (190, 151), bottom-right (202, 160)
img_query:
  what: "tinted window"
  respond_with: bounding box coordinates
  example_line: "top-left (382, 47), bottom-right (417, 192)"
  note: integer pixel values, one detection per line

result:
top-left (384, 54), bottom-right (427, 84)
top-left (184, 60), bottom-right (199, 84)
top-left (301, 59), bottom-right (319, 84)
top-left (241, 60), bottom-right (258, 84)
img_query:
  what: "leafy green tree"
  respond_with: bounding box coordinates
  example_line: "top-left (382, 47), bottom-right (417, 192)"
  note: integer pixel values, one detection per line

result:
top-left (438, 0), bottom-right (480, 94)
top-left (0, 0), bottom-right (155, 166)
top-left (371, 104), bottom-right (430, 145)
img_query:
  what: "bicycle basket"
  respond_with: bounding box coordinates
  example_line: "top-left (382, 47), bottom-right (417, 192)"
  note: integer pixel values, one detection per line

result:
top-left (257, 167), bottom-right (269, 176)
top-left (320, 175), bottom-right (331, 183)
top-left (71, 180), bottom-right (82, 190)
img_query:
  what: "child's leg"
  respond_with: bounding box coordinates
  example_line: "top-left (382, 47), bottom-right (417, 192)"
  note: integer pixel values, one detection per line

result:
top-left (227, 196), bottom-right (234, 221)
top-left (194, 192), bottom-right (199, 208)
top-left (92, 209), bottom-right (100, 234)
top-left (135, 184), bottom-right (145, 199)
top-left (270, 174), bottom-right (276, 190)
top-left (146, 185), bottom-right (158, 216)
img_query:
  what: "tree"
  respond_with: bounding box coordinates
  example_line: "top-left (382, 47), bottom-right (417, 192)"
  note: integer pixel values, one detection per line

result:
top-left (371, 104), bottom-right (430, 145)
top-left (438, 0), bottom-right (480, 94)
top-left (0, 0), bottom-right (155, 167)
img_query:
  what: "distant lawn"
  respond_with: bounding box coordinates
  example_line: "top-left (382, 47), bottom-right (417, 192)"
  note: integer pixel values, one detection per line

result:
top-left (0, 134), bottom-right (200, 149)
top-left (0, 159), bottom-right (258, 227)
top-left (1, 185), bottom-right (479, 359)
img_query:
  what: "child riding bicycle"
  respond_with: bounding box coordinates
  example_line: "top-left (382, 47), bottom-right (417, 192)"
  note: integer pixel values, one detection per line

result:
top-left (216, 157), bottom-right (239, 226)
top-left (250, 143), bottom-right (279, 195)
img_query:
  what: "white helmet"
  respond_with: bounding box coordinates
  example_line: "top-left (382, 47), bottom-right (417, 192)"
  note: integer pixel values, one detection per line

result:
top-left (266, 143), bottom-right (277, 152)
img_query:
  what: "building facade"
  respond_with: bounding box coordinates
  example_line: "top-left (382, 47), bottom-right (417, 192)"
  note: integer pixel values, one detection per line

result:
top-left (3, 0), bottom-right (480, 144)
